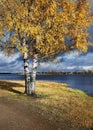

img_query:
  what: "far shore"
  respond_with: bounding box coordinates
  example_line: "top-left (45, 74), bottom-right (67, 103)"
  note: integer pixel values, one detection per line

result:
top-left (0, 72), bottom-right (92, 75)
top-left (17, 72), bottom-right (93, 75)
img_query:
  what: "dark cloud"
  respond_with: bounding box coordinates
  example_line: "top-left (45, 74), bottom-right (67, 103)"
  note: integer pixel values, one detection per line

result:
top-left (0, 49), bottom-right (93, 72)
top-left (0, 52), bottom-right (24, 73)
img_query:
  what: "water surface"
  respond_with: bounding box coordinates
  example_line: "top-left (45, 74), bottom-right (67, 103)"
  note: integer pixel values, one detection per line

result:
top-left (0, 74), bottom-right (93, 96)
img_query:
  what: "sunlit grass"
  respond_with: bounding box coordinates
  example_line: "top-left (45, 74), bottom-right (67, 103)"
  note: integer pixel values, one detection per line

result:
top-left (0, 80), bottom-right (93, 130)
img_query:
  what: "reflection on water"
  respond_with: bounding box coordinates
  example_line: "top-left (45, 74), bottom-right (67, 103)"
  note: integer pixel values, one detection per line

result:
top-left (0, 74), bottom-right (93, 96)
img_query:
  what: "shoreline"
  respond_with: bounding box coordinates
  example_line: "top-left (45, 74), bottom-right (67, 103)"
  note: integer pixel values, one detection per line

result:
top-left (0, 79), bottom-right (93, 96)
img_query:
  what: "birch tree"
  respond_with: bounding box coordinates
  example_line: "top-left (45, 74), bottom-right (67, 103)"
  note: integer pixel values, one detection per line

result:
top-left (0, 0), bottom-right (93, 95)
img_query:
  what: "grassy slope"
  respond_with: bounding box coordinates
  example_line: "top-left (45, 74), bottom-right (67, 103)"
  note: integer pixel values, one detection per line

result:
top-left (0, 80), bottom-right (93, 130)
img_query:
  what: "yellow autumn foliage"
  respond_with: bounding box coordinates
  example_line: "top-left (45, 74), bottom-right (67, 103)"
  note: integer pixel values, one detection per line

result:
top-left (0, 0), bottom-right (93, 58)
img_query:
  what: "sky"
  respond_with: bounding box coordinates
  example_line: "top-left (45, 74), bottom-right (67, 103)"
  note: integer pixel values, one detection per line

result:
top-left (0, 1), bottom-right (93, 73)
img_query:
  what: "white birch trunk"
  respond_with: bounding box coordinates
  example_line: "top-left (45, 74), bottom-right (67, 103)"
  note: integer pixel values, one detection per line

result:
top-left (28, 54), bottom-right (38, 95)
top-left (22, 37), bottom-right (30, 94)
top-left (23, 52), bottom-right (30, 94)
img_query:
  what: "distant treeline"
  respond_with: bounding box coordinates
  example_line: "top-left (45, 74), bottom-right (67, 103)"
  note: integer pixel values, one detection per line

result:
top-left (17, 70), bottom-right (93, 75)
top-left (37, 70), bottom-right (93, 75)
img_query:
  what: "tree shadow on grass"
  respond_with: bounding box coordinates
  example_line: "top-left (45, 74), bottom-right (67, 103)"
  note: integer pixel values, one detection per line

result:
top-left (0, 80), bottom-right (50, 98)
top-left (0, 80), bottom-right (24, 94)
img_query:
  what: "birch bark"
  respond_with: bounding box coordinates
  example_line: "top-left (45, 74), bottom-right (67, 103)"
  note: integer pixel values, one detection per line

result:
top-left (29, 54), bottom-right (38, 95)
top-left (22, 37), bottom-right (30, 94)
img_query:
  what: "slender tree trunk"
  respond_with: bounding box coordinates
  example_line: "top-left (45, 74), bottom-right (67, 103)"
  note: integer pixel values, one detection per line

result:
top-left (28, 54), bottom-right (38, 95)
top-left (22, 37), bottom-right (30, 94)
top-left (23, 52), bottom-right (30, 94)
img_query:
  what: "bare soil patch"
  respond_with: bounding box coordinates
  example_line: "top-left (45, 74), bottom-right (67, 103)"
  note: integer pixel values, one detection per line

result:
top-left (0, 97), bottom-right (61, 130)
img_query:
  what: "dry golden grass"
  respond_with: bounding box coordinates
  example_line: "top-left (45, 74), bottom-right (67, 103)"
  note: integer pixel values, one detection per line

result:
top-left (0, 80), bottom-right (93, 130)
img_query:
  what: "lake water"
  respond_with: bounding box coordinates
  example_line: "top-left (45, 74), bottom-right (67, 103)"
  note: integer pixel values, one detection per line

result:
top-left (0, 74), bottom-right (93, 96)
